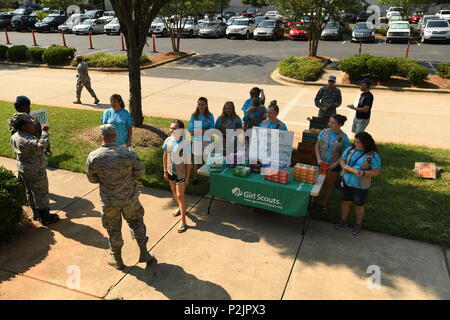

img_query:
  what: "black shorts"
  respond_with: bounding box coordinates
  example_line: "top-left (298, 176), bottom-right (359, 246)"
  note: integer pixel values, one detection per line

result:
top-left (168, 173), bottom-right (186, 185)
top-left (341, 183), bottom-right (369, 206)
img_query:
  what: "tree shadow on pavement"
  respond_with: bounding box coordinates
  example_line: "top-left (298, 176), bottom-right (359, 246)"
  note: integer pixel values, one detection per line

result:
top-left (175, 53), bottom-right (277, 68)
top-left (123, 263), bottom-right (231, 300)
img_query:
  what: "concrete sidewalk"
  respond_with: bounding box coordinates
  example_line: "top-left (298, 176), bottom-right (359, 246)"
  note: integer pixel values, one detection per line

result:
top-left (0, 66), bottom-right (450, 148)
top-left (1, 156), bottom-right (449, 300)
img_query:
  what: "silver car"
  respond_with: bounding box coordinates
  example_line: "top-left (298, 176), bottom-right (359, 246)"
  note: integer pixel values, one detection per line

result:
top-left (420, 19), bottom-right (450, 42)
top-left (199, 22), bottom-right (227, 38)
top-left (104, 17), bottom-right (120, 35)
top-left (321, 22), bottom-right (343, 40)
top-left (73, 19), bottom-right (107, 35)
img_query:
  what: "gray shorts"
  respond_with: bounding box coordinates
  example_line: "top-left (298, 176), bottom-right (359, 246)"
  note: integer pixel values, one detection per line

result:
top-left (352, 118), bottom-right (370, 134)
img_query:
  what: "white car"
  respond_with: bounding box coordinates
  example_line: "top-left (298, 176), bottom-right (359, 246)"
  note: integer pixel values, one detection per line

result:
top-left (104, 18), bottom-right (120, 35)
top-left (420, 19), bottom-right (450, 42)
top-left (265, 11), bottom-right (281, 20)
top-left (386, 21), bottom-right (411, 43)
top-left (418, 15), bottom-right (440, 31)
top-left (58, 13), bottom-right (83, 33)
top-left (180, 18), bottom-right (200, 37)
top-left (386, 7), bottom-right (403, 20)
top-left (100, 11), bottom-right (115, 21)
top-left (226, 18), bottom-right (256, 39)
top-left (437, 10), bottom-right (450, 21)
top-left (150, 17), bottom-right (168, 37)
top-left (72, 19), bottom-right (107, 35)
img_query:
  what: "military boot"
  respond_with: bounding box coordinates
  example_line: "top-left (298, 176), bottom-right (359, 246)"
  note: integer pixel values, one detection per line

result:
top-left (137, 237), bottom-right (157, 264)
top-left (108, 252), bottom-right (125, 270)
top-left (39, 208), bottom-right (60, 226)
top-left (73, 100), bottom-right (82, 104)
top-left (94, 97), bottom-right (100, 105)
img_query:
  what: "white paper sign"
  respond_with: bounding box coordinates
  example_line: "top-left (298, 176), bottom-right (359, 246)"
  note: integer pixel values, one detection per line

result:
top-left (249, 127), bottom-right (294, 165)
top-left (30, 109), bottom-right (49, 125)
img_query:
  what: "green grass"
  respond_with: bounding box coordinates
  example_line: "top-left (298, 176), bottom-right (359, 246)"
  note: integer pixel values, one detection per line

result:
top-left (0, 101), bottom-right (209, 197)
top-left (1, 101), bottom-right (449, 247)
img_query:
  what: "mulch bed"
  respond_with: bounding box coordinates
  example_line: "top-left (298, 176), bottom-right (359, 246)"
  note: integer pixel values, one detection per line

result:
top-left (342, 73), bottom-right (450, 90)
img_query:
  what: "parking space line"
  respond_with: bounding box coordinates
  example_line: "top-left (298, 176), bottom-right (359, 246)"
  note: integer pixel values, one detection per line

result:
top-left (428, 62), bottom-right (437, 74)
top-left (278, 88), bottom-right (308, 121)
top-left (205, 56), bottom-right (243, 71)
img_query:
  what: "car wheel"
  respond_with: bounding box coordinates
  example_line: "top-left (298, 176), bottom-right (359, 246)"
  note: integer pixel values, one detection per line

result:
top-left (189, 30), bottom-right (193, 38)
top-left (245, 31), bottom-right (249, 40)
top-left (227, 35), bottom-right (231, 39)
top-left (89, 28), bottom-right (93, 34)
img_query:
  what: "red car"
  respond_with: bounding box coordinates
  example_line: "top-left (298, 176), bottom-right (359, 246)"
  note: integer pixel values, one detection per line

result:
top-left (408, 10), bottom-right (425, 24)
top-left (289, 22), bottom-right (310, 40)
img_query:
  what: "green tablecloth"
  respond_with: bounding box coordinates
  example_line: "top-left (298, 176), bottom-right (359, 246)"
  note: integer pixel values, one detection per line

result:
top-left (210, 167), bottom-right (313, 217)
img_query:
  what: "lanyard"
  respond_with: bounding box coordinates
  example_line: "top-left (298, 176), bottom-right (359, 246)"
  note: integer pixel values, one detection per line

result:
top-left (348, 150), bottom-right (366, 168)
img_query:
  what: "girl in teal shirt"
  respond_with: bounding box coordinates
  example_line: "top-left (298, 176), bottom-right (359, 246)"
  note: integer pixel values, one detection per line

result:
top-left (101, 94), bottom-right (133, 147)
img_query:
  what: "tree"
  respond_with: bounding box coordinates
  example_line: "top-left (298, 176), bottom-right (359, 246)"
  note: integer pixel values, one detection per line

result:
top-left (39, 0), bottom-right (85, 11)
top-left (271, 0), bottom-right (361, 57)
top-left (378, 0), bottom-right (440, 19)
top-left (110, 0), bottom-right (169, 127)
top-left (242, 0), bottom-right (270, 8)
top-left (0, 0), bottom-right (15, 9)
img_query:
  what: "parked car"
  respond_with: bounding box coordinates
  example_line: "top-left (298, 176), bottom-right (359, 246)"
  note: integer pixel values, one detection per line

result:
top-left (34, 15), bottom-right (67, 33)
top-left (199, 22), bottom-right (227, 38)
top-left (149, 17), bottom-right (167, 37)
top-left (265, 11), bottom-right (282, 20)
top-left (420, 19), bottom-right (450, 43)
top-left (11, 15), bottom-right (39, 31)
top-left (180, 18), bottom-right (200, 37)
top-left (254, 15), bottom-right (266, 25)
top-left (437, 10), bottom-right (450, 21)
top-left (11, 8), bottom-right (33, 16)
top-left (48, 10), bottom-right (65, 16)
top-left (288, 21), bottom-right (309, 40)
top-left (386, 21), bottom-right (411, 43)
top-left (73, 19), bottom-right (107, 35)
top-left (419, 15), bottom-right (441, 31)
top-left (58, 13), bottom-right (84, 33)
top-left (82, 10), bottom-right (104, 20)
top-left (226, 17), bottom-right (256, 39)
top-left (254, 19), bottom-right (284, 41)
top-left (104, 18), bottom-right (120, 35)
top-left (242, 8), bottom-right (259, 17)
top-left (408, 10), bottom-right (425, 24)
top-left (224, 12), bottom-right (236, 21)
top-left (100, 11), bottom-right (115, 21)
top-left (0, 13), bottom-right (13, 30)
top-left (388, 13), bottom-right (405, 26)
top-left (321, 21), bottom-right (343, 40)
top-left (386, 7), bottom-right (403, 19)
top-left (351, 22), bottom-right (375, 42)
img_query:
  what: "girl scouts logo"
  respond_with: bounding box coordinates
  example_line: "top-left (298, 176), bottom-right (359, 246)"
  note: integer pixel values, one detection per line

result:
top-left (232, 187), bottom-right (243, 197)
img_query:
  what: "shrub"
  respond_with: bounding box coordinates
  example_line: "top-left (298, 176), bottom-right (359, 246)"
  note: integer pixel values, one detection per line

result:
top-left (339, 54), bottom-right (374, 80)
top-left (407, 64), bottom-right (428, 85)
top-left (367, 57), bottom-right (396, 81)
top-left (71, 53), bottom-right (151, 68)
top-left (0, 166), bottom-right (26, 242)
top-left (43, 45), bottom-right (76, 65)
top-left (437, 61), bottom-right (450, 78)
top-left (27, 47), bottom-right (46, 63)
top-left (279, 56), bottom-right (324, 81)
top-left (0, 44), bottom-right (8, 59)
top-left (390, 57), bottom-right (419, 77)
top-left (6, 45), bottom-right (29, 61)
top-left (376, 27), bottom-right (387, 36)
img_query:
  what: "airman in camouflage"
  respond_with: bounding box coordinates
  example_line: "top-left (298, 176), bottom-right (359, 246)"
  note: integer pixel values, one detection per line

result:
top-left (86, 124), bottom-right (156, 270)
top-left (314, 75), bottom-right (342, 118)
top-left (10, 113), bottom-right (60, 225)
top-left (73, 56), bottom-right (100, 105)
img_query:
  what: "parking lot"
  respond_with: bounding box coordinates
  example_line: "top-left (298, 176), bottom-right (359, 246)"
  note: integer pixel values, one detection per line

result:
top-left (2, 29), bottom-right (449, 84)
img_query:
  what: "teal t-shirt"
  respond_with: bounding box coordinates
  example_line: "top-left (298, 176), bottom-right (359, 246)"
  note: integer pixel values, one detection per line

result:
top-left (101, 108), bottom-right (133, 145)
top-left (215, 116), bottom-right (243, 131)
top-left (260, 119), bottom-right (288, 131)
top-left (318, 129), bottom-right (350, 163)
top-left (162, 137), bottom-right (191, 175)
top-left (188, 113), bottom-right (215, 141)
top-left (243, 106), bottom-right (267, 128)
top-left (341, 147), bottom-right (381, 190)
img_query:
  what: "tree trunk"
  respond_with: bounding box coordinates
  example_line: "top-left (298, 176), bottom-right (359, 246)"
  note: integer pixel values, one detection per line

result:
top-left (128, 51), bottom-right (144, 126)
top-left (308, 32), bottom-right (320, 57)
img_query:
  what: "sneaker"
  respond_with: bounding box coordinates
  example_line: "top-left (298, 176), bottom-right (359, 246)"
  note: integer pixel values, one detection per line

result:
top-left (352, 224), bottom-right (362, 236)
top-left (73, 100), bottom-right (82, 104)
top-left (335, 219), bottom-right (348, 230)
top-left (94, 98), bottom-right (100, 105)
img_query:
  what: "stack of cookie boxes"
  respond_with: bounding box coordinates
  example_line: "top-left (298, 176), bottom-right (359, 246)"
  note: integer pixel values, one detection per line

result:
top-left (293, 164), bottom-right (318, 184)
top-left (263, 167), bottom-right (290, 185)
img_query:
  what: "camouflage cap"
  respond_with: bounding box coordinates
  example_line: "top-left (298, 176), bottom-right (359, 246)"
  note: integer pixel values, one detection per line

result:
top-left (99, 124), bottom-right (116, 136)
top-left (10, 113), bottom-right (34, 126)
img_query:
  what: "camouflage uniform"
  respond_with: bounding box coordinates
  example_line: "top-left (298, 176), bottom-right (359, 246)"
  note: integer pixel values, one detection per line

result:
top-left (8, 112), bottom-right (51, 154)
top-left (314, 85), bottom-right (342, 118)
top-left (76, 61), bottom-right (98, 102)
top-left (86, 141), bottom-right (147, 255)
top-left (10, 118), bottom-right (50, 211)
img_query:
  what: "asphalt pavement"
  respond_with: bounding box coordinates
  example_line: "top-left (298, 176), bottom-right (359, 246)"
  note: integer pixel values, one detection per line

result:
top-left (2, 30), bottom-right (449, 85)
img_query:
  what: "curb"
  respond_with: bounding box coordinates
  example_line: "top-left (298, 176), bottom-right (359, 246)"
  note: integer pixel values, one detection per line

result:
top-left (272, 68), bottom-right (450, 94)
top-left (0, 52), bottom-right (196, 73)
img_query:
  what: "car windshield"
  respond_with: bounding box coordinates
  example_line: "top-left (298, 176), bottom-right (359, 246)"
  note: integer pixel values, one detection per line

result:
top-left (110, 18), bottom-right (119, 24)
top-left (14, 9), bottom-right (25, 14)
top-left (355, 23), bottom-right (372, 30)
top-left (424, 16), bottom-right (439, 21)
top-left (427, 21), bottom-right (449, 28)
top-left (182, 19), bottom-right (194, 25)
top-left (42, 17), bottom-right (55, 22)
top-left (205, 23), bottom-right (218, 28)
top-left (153, 17), bottom-right (164, 23)
top-left (83, 20), bottom-right (93, 25)
top-left (233, 20), bottom-right (249, 25)
top-left (325, 22), bottom-right (338, 29)
top-left (247, 9), bottom-right (256, 13)
top-left (258, 20), bottom-right (275, 28)
top-left (441, 11), bottom-right (450, 14)
top-left (391, 23), bottom-right (409, 29)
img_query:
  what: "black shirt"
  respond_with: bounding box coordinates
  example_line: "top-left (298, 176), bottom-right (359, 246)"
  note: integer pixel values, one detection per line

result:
top-left (356, 91), bottom-right (374, 120)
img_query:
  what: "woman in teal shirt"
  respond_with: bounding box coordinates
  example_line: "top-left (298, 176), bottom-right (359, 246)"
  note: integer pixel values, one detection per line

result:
top-left (101, 94), bottom-right (133, 147)
top-left (259, 100), bottom-right (288, 131)
top-left (215, 101), bottom-right (243, 155)
top-left (188, 97), bottom-right (215, 185)
top-left (336, 132), bottom-right (381, 235)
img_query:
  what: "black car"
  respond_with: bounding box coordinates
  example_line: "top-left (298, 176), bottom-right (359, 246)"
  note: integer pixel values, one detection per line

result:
top-left (0, 13), bottom-right (13, 30)
top-left (11, 15), bottom-right (40, 31)
top-left (35, 15), bottom-right (67, 33)
top-left (356, 11), bottom-right (374, 23)
top-left (12, 8), bottom-right (33, 16)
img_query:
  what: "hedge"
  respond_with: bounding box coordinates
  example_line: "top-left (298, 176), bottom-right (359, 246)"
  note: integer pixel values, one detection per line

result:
top-left (43, 45), bottom-right (76, 65)
top-left (367, 57), bottom-right (396, 81)
top-left (71, 52), bottom-right (151, 68)
top-left (437, 61), bottom-right (450, 78)
top-left (339, 54), bottom-right (374, 80)
top-left (376, 27), bottom-right (387, 36)
top-left (407, 64), bottom-right (429, 85)
top-left (0, 166), bottom-right (26, 243)
top-left (0, 44), bottom-right (7, 60)
top-left (279, 56), bottom-right (324, 81)
top-left (6, 45), bottom-right (29, 61)
top-left (27, 47), bottom-right (46, 63)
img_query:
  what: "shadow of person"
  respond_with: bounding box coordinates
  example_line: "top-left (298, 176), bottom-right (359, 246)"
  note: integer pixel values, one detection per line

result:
top-left (186, 212), bottom-right (260, 243)
top-left (125, 263), bottom-right (231, 300)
